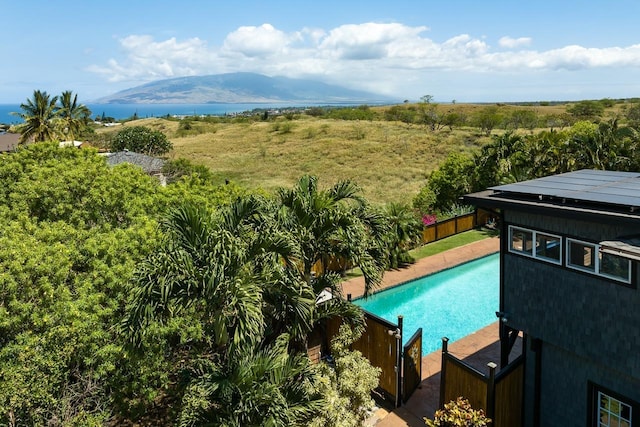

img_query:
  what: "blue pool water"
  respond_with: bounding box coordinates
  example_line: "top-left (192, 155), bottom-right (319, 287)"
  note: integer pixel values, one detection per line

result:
top-left (354, 253), bottom-right (499, 356)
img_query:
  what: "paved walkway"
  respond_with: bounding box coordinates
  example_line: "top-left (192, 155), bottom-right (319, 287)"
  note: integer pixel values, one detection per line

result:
top-left (340, 237), bottom-right (506, 426)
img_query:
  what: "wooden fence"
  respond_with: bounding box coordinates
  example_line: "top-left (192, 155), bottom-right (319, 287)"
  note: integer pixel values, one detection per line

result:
top-left (439, 337), bottom-right (524, 427)
top-left (422, 209), bottom-right (495, 244)
top-left (311, 311), bottom-right (422, 407)
top-left (402, 328), bottom-right (423, 403)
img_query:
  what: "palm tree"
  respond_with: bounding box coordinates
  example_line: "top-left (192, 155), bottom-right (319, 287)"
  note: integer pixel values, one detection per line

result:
top-left (124, 201), bottom-right (325, 424)
top-left (12, 90), bottom-right (59, 143)
top-left (274, 175), bottom-right (389, 297)
top-left (58, 90), bottom-right (91, 141)
top-left (382, 202), bottom-right (423, 269)
top-left (178, 335), bottom-right (323, 427)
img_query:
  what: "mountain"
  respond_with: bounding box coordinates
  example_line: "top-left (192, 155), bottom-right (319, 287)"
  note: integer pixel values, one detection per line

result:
top-left (95, 73), bottom-right (395, 104)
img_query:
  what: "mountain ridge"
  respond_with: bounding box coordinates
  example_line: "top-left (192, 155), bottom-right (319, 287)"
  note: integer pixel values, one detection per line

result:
top-left (95, 72), bottom-right (396, 104)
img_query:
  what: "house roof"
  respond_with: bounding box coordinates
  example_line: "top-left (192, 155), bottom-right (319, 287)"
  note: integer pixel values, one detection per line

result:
top-left (463, 169), bottom-right (640, 222)
top-left (0, 132), bottom-right (20, 152)
top-left (103, 150), bottom-right (165, 173)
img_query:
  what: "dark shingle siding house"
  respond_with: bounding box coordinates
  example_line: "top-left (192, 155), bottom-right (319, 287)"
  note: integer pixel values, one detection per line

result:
top-left (464, 169), bottom-right (640, 427)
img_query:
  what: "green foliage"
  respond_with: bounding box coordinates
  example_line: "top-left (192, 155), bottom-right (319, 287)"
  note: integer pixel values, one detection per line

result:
top-left (12, 90), bottom-right (93, 144)
top-left (161, 157), bottom-right (214, 184)
top-left (384, 105), bottom-right (418, 124)
top-left (624, 102), bottom-right (640, 128)
top-left (12, 90), bottom-right (60, 143)
top-left (306, 107), bottom-right (326, 117)
top-left (566, 100), bottom-right (605, 119)
top-left (425, 397), bottom-right (491, 427)
top-left (57, 90), bottom-right (92, 141)
top-left (0, 142), bottom-right (247, 425)
top-left (326, 105), bottom-right (376, 121)
top-left (382, 202), bottom-right (423, 268)
top-left (426, 152), bottom-right (476, 211)
top-left (506, 109), bottom-right (539, 131)
top-left (110, 125), bottom-right (173, 155)
top-left (413, 185), bottom-right (438, 216)
top-left (309, 324), bottom-right (381, 427)
top-left (471, 106), bottom-right (504, 136)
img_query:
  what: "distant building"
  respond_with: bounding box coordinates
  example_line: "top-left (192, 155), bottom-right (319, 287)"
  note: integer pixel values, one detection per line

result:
top-left (0, 132), bottom-right (19, 152)
top-left (103, 150), bottom-right (166, 185)
top-left (464, 169), bottom-right (640, 427)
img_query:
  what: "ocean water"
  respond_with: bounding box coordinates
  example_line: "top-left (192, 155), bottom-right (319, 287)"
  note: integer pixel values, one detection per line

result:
top-left (0, 102), bottom-right (329, 125)
top-left (354, 253), bottom-right (500, 356)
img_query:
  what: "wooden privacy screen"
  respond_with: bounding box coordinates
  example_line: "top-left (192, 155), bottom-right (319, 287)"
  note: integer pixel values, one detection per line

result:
top-left (351, 312), bottom-right (399, 402)
top-left (439, 337), bottom-right (524, 427)
top-left (402, 328), bottom-right (423, 403)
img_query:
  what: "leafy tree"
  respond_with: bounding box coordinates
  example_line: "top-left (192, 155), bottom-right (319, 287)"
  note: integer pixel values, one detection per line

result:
top-left (442, 111), bottom-right (466, 131)
top-left (57, 90), bottom-right (91, 141)
top-left (420, 94), bottom-right (434, 104)
top-left (566, 100), bottom-right (604, 120)
top-left (471, 106), bottom-right (504, 136)
top-left (110, 125), bottom-right (173, 155)
top-left (624, 102), bottom-right (640, 129)
top-left (426, 152), bottom-right (476, 211)
top-left (161, 158), bottom-right (214, 184)
top-left (506, 109), bottom-right (539, 131)
top-left (12, 90), bottom-right (59, 143)
top-left (384, 105), bottom-right (418, 124)
top-left (0, 142), bottom-right (247, 425)
top-left (413, 185), bottom-right (438, 217)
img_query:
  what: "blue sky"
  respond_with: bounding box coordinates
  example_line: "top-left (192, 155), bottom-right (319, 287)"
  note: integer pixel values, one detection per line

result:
top-left (2, 0), bottom-right (640, 103)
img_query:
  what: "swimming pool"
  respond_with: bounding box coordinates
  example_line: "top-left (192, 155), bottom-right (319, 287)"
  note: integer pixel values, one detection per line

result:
top-left (353, 253), bottom-right (499, 356)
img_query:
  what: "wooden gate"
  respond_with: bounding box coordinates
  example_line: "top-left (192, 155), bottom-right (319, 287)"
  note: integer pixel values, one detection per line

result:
top-left (439, 338), bottom-right (524, 427)
top-left (403, 328), bottom-right (422, 403)
top-left (318, 311), bottom-right (425, 407)
top-left (351, 312), bottom-right (401, 404)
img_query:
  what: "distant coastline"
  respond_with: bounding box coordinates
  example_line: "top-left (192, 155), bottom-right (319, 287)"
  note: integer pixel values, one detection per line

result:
top-left (0, 102), bottom-right (367, 125)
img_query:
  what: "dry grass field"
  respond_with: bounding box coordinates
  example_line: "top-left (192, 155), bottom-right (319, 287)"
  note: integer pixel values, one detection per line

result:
top-left (103, 101), bottom-right (629, 206)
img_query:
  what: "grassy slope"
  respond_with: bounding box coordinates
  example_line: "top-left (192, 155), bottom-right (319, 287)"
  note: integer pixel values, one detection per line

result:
top-left (109, 101), bottom-right (626, 206)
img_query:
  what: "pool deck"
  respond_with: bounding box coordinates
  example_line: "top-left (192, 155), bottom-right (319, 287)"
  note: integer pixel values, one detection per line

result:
top-left (340, 237), bottom-right (507, 426)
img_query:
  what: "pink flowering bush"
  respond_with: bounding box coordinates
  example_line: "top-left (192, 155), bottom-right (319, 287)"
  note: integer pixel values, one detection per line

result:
top-left (422, 214), bottom-right (437, 226)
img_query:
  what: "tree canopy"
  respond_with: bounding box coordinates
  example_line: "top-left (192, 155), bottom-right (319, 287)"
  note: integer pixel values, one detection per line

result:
top-left (0, 144), bottom-right (384, 426)
top-left (110, 125), bottom-right (173, 155)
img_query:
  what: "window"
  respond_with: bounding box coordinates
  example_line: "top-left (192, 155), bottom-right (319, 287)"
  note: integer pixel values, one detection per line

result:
top-left (508, 226), bottom-right (562, 264)
top-left (536, 232), bottom-right (562, 263)
top-left (568, 239), bottom-right (596, 272)
top-left (591, 385), bottom-right (636, 427)
top-left (600, 252), bottom-right (632, 282)
top-left (567, 238), bottom-right (631, 283)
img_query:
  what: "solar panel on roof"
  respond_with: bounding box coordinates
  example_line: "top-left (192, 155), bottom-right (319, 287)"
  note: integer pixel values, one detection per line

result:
top-left (489, 170), bottom-right (640, 208)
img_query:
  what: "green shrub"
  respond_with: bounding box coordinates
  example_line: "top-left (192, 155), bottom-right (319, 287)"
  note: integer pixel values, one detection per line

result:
top-left (425, 397), bottom-right (491, 427)
top-left (309, 324), bottom-right (381, 427)
top-left (110, 126), bottom-right (173, 155)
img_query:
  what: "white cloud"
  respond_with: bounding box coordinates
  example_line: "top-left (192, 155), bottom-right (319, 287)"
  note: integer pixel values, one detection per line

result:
top-left (87, 22), bottom-right (640, 97)
top-left (499, 36), bottom-right (532, 49)
top-left (87, 35), bottom-right (210, 82)
top-left (222, 24), bottom-right (294, 57)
